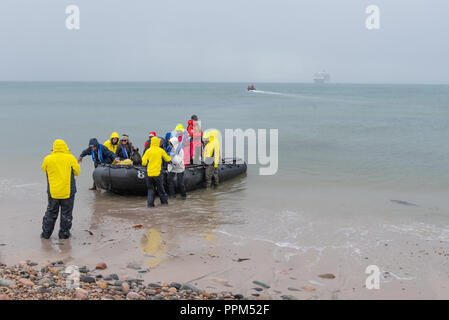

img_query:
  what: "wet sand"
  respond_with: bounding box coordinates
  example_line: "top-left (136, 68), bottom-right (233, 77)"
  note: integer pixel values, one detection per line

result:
top-left (1, 169), bottom-right (448, 300)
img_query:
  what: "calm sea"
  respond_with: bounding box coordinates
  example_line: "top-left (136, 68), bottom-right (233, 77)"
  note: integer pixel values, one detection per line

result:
top-left (0, 82), bottom-right (448, 267)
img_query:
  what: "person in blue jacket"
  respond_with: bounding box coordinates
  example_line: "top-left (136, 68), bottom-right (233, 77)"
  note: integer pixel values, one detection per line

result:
top-left (78, 138), bottom-right (120, 190)
top-left (164, 132), bottom-right (173, 153)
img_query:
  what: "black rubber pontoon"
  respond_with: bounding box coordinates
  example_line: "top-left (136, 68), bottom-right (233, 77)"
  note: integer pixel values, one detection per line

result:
top-left (93, 158), bottom-right (247, 195)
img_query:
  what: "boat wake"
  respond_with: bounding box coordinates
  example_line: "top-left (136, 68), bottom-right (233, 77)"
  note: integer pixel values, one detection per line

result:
top-left (249, 90), bottom-right (291, 97)
top-left (249, 89), bottom-right (372, 105)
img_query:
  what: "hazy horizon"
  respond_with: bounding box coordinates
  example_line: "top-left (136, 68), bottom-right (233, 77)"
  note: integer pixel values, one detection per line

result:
top-left (0, 0), bottom-right (448, 84)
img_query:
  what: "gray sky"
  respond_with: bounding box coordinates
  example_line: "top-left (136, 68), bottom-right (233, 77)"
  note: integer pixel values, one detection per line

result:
top-left (0, 0), bottom-right (448, 83)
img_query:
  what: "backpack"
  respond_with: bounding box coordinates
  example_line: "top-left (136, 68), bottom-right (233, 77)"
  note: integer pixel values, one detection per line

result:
top-left (131, 151), bottom-right (142, 166)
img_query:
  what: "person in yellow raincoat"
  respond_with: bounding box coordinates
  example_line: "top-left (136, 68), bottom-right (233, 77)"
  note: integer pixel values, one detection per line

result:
top-left (203, 130), bottom-right (220, 188)
top-left (41, 139), bottom-right (80, 239)
top-left (104, 132), bottom-right (120, 153)
top-left (141, 137), bottom-right (172, 207)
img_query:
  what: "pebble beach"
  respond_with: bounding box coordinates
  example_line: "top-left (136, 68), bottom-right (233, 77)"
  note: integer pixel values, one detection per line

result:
top-left (0, 258), bottom-right (314, 301)
top-left (0, 260), bottom-right (257, 301)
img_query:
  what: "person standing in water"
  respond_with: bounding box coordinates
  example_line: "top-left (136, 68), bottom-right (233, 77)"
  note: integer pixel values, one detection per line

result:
top-left (186, 115), bottom-right (203, 165)
top-left (41, 139), bottom-right (80, 239)
top-left (141, 137), bottom-right (171, 207)
top-left (167, 136), bottom-right (187, 199)
top-left (203, 130), bottom-right (220, 188)
top-left (78, 138), bottom-right (120, 190)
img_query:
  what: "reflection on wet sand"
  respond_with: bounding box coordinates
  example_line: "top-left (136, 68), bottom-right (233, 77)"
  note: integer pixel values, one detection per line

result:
top-left (140, 228), bottom-right (165, 268)
top-left (39, 238), bottom-right (73, 263)
top-left (86, 178), bottom-right (242, 268)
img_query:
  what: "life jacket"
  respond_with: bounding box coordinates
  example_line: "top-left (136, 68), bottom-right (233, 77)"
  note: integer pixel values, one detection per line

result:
top-left (120, 145), bottom-right (129, 159)
top-left (91, 145), bottom-right (104, 163)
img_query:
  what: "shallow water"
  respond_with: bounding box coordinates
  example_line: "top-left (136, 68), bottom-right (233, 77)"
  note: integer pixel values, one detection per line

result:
top-left (0, 82), bottom-right (448, 298)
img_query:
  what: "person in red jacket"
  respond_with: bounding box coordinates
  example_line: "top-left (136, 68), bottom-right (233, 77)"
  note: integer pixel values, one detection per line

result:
top-left (186, 115), bottom-right (203, 165)
top-left (143, 131), bottom-right (156, 153)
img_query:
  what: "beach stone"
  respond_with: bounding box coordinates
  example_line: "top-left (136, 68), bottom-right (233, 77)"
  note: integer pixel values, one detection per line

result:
top-left (96, 280), bottom-right (108, 290)
top-left (144, 289), bottom-right (156, 296)
top-left (168, 287), bottom-right (177, 293)
top-left (75, 288), bottom-right (88, 300)
top-left (288, 287), bottom-right (301, 292)
top-left (121, 282), bottom-right (130, 292)
top-left (281, 295), bottom-right (297, 300)
top-left (253, 287), bottom-right (263, 292)
top-left (47, 267), bottom-right (60, 275)
top-left (148, 283), bottom-right (161, 288)
top-left (0, 279), bottom-right (15, 287)
top-left (318, 273), bottom-right (336, 279)
top-left (234, 294), bottom-right (244, 299)
top-left (96, 262), bottom-right (107, 270)
top-left (301, 286), bottom-right (316, 292)
top-left (80, 276), bottom-right (95, 284)
top-left (126, 292), bottom-right (140, 300)
top-left (79, 266), bottom-right (89, 273)
top-left (181, 283), bottom-right (200, 294)
top-left (108, 274), bottom-right (119, 280)
top-left (36, 285), bottom-right (48, 294)
top-left (18, 261), bottom-right (28, 269)
top-left (170, 282), bottom-right (182, 290)
top-left (126, 263), bottom-right (141, 270)
top-left (18, 278), bottom-right (35, 287)
top-left (252, 280), bottom-right (270, 289)
top-left (109, 285), bottom-right (121, 291)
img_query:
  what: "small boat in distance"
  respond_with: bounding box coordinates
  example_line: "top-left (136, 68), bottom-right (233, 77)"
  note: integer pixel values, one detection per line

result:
top-left (313, 70), bottom-right (330, 84)
top-left (247, 84), bottom-right (256, 91)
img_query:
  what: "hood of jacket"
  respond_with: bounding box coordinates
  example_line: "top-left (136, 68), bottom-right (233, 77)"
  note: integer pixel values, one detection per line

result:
top-left (109, 132), bottom-right (119, 145)
top-left (52, 139), bottom-right (69, 153)
top-left (89, 138), bottom-right (99, 148)
top-left (175, 124), bottom-right (185, 132)
top-left (169, 136), bottom-right (179, 149)
top-left (150, 137), bottom-right (161, 148)
top-left (165, 132), bottom-right (172, 141)
top-left (204, 130), bottom-right (218, 141)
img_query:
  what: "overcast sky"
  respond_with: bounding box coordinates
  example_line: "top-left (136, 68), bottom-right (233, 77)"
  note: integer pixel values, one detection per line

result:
top-left (0, 0), bottom-right (448, 83)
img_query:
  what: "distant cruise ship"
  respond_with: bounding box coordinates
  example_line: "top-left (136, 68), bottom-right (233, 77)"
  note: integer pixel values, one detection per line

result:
top-left (313, 70), bottom-right (330, 84)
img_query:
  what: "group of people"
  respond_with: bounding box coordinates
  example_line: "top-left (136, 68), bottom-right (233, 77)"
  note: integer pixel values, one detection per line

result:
top-left (40, 115), bottom-right (221, 239)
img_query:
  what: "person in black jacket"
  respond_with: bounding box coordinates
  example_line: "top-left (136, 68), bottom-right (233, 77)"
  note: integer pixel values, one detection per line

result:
top-left (78, 138), bottom-right (120, 190)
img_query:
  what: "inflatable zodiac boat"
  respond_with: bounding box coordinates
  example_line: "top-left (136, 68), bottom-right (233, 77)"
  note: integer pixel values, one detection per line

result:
top-left (93, 158), bottom-right (247, 195)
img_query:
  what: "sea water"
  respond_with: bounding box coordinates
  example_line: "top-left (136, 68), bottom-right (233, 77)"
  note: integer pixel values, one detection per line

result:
top-left (0, 82), bottom-right (448, 291)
